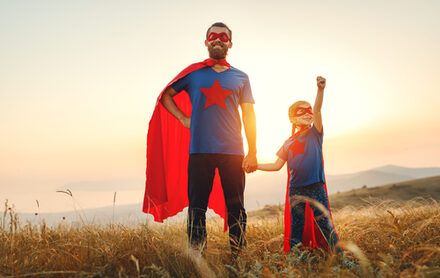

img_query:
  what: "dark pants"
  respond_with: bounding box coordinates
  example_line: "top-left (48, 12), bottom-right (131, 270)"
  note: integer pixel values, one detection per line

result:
top-left (187, 154), bottom-right (246, 253)
top-left (289, 182), bottom-right (341, 252)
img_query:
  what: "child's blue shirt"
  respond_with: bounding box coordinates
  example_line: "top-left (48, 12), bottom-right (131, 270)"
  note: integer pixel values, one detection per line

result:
top-left (277, 125), bottom-right (325, 188)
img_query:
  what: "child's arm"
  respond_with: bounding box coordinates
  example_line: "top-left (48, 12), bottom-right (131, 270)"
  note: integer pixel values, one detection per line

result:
top-left (257, 157), bottom-right (286, 171)
top-left (313, 76), bottom-right (326, 133)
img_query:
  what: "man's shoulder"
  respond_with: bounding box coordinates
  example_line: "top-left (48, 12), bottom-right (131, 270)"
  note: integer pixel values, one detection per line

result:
top-left (228, 67), bottom-right (251, 86)
top-left (230, 66), bottom-right (249, 78)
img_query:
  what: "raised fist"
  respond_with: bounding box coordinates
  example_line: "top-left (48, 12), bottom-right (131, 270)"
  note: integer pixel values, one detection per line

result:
top-left (317, 76), bottom-right (326, 89)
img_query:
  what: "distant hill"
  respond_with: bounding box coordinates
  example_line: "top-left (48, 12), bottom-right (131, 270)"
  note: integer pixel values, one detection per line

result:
top-left (325, 165), bottom-right (440, 194)
top-left (329, 175), bottom-right (440, 209)
top-left (373, 165), bottom-right (440, 178)
top-left (248, 176), bottom-right (440, 219)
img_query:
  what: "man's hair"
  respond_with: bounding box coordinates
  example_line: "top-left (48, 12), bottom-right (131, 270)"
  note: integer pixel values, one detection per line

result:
top-left (206, 22), bottom-right (232, 41)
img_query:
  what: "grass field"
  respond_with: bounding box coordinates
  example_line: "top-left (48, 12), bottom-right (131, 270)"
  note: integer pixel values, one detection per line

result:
top-left (1, 196), bottom-right (440, 277)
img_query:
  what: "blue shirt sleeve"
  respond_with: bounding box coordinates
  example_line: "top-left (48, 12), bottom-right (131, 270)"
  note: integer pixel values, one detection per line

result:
top-left (170, 75), bottom-right (189, 93)
top-left (276, 140), bottom-right (289, 161)
top-left (239, 76), bottom-right (255, 104)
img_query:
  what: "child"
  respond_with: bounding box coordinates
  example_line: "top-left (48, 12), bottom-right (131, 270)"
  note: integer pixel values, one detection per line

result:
top-left (257, 76), bottom-right (342, 254)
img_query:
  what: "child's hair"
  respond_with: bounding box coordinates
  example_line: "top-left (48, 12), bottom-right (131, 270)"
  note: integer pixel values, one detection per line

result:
top-left (288, 101), bottom-right (311, 136)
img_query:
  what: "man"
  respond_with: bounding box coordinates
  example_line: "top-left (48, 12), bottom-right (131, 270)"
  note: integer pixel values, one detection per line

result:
top-left (144, 22), bottom-right (257, 255)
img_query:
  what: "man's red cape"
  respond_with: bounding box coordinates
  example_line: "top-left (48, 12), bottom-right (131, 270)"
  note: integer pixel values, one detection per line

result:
top-left (143, 61), bottom-right (228, 231)
top-left (283, 132), bottom-right (340, 252)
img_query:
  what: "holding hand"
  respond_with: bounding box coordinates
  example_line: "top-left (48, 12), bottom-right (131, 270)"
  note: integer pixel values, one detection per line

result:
top-left (242, 153), bottom-right (257, 173)
top-left (317, 76), bottom-right (326, 90)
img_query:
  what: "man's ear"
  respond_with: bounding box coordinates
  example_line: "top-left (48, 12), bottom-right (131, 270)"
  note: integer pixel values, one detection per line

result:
top-left (228, 41), bottom-right (233, 48)
top-left (204, 40), bottom-right (208, 47)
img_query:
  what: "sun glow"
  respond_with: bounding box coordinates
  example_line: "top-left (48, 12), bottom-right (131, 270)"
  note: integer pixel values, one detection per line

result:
top-left (239, 51), bottom-right (379, 161)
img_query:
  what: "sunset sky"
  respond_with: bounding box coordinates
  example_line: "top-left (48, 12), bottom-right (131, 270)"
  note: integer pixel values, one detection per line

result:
top-left (1, 0), bottom-right (439, 213)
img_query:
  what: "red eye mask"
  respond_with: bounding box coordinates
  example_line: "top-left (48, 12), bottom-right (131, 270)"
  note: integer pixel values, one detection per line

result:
top-left (207, 32), bottom-right (230, 42)
top-left (294, 107), bottom-right (313, 116)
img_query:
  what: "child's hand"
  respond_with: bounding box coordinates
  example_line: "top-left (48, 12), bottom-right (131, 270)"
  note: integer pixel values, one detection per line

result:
top-left (317, 76), bottom-right (326, 89)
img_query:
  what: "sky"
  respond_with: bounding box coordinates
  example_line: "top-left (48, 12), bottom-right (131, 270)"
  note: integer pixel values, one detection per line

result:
top-left (1, 0), bottom-right (439, 213)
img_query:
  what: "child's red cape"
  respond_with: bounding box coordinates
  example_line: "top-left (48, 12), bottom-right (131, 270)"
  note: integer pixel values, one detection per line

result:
top-left (143, 60), bottom-right (228, 231)
top-left (283, 132), bottom-right (340, 252)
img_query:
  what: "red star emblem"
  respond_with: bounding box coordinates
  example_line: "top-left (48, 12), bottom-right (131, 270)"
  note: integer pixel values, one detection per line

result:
top-left (288, 140), bottom-right (306, 159)
top-left (199, 80), bottom-right (233, 110)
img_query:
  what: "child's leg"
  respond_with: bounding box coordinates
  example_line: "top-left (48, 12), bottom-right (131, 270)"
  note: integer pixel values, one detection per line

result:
top-left (309, 183), bottom-right (342, 252)
top-left (289, 191), bottom-right (306, 249)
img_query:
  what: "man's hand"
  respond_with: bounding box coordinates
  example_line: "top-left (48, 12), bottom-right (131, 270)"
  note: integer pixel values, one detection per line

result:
top-left (317, 76), bottom-right (326, 90)
top-left (160, 87), bottom-right (191, 128)
top-left (179, 116), bottom-right (191, 129)
top-left (242, 153), bottom-right (257, 173)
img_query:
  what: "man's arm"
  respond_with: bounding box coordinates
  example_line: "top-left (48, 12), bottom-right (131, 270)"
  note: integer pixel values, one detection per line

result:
top-left (240, 102), bottom-right (257, 173)
top-left (160, 86), bottom-right (191, 128)
top-left (313, 76), bottom-right (326, 133)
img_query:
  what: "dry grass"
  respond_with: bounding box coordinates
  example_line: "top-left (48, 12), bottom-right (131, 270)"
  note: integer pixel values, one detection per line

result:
top-left (1, 198), bottom-right (440, 277)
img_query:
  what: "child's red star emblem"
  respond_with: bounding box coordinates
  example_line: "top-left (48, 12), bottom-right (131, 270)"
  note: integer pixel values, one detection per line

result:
top-left (289, 140), bottom-right (306, 159)
top-left (200, 80), bottom-right (233, 110)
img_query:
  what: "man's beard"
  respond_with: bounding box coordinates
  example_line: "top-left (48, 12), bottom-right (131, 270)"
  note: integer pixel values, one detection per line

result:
top-left (208, 43), bottom-right (228, 60)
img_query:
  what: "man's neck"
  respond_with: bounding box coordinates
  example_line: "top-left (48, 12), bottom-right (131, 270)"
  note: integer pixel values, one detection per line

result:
top-left (211, 64), bottom-right (229, 73)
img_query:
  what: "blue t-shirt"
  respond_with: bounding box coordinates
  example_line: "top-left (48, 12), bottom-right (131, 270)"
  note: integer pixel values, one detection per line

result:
top-left (171, 66), bottom-right (254, 155)
top-left (276, 125), bottom-right (325, 188)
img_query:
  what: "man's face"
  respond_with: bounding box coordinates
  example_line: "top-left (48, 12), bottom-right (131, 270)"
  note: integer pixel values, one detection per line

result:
top-left (205, 26), bottom-right (233, 60)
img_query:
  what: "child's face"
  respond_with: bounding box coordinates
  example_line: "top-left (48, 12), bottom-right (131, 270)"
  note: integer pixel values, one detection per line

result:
top-left (292, 104), bottom-right (314, 126)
